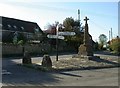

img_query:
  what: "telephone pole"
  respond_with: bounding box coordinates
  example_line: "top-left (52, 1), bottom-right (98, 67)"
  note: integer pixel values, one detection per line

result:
top-left (56, 24), bottom-right (59, 61)
top-left (111, 28), bottom-right (113, 40)
top-left (109, 30), bottom-right (110, 42)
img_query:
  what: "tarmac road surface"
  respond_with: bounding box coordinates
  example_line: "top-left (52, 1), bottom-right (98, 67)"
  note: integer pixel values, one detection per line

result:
top-left (2, 53), bottom-right (119, 86)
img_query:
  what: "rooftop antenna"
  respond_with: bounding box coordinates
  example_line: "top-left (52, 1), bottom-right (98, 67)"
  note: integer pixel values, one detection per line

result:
top-left (78, 9), bottom-right (81, 31)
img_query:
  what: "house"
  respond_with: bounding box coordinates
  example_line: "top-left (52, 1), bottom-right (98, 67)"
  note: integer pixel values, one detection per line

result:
top-left (0, 16), bottom-right (44, 43)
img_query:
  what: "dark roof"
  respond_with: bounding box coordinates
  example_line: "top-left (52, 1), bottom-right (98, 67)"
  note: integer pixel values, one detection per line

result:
top-left (1, 16), bottom-right (43, 34)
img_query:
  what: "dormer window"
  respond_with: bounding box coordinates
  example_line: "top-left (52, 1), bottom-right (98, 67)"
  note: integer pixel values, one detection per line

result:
top-left (8, 24), bottom-right (11, 28)
top-left (34, 28), bottom-right (39, 33)
top-left (21, 27), bottom-right (24, 30)
top-left (13, 25), bottom-right (17, 29)
top-left (0, 24), bottom-right (2, 29)
top-left (0, 24), bottom-right (2, 27)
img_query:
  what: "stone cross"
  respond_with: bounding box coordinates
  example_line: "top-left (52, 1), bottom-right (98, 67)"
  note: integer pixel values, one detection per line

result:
top-left (84, 16), bottom-right (89, 45)
top-left (78, 16), bottom-right (93, 56)
top-left (84, 16), bottom-right (89, 24)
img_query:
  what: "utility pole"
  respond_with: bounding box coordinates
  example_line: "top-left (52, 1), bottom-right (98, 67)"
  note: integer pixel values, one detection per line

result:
top-left (109, 30), bottom-right (110, 42)
top-left (56, 24), bottom-right (59, 61)
top-left (111, 28), bottom-right (113, 40)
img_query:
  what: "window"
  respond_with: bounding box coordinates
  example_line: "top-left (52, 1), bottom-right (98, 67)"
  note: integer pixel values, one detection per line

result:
top-left (0, 24), bottom-right (2, 27)
top-left (0, 24), bottom-right (2, 26)
top-left (13, 25), bottom-right (17, 29)
top-left (27, 33), bottom-right (33, 39)
top-left (7, 24), bottom-right (11, 28)
top-left (21, 26), bottom-right (24, 30)
top-left (34, 27), bottom-right (39, 33)
top-left (0, 24), bottom-right (2, 29)
top-left (35, 28), bottom-right (39, 32)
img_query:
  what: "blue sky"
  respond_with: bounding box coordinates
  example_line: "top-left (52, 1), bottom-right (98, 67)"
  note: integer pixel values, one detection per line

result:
top-left (0, 0), bottom-right (118, 41)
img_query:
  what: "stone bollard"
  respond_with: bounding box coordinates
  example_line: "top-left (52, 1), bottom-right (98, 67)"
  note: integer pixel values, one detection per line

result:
top-left (22, 51), bottom-right (32, 64)
top-left (42, 55), bottom-right (52, 68)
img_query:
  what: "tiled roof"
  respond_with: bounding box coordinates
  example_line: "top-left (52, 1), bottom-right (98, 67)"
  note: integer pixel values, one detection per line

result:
top-left (1, 16), bottom-right (44, 42)
top-left (1, 16), bottom-right (43, 34)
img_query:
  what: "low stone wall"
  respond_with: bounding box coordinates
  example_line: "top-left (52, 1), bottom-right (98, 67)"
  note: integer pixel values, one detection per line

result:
top-left (2, 43), bottom-right (51, 56)
top-left (2, 43), bottom-right (76, 56)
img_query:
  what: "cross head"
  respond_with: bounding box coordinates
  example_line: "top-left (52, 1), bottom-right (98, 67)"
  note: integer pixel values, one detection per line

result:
top-left (84, 16), bottom-right (89, 24)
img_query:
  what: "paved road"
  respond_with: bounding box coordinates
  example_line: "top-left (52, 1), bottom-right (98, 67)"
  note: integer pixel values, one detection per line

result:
top-left (2, 53), bottom-right (119, 86)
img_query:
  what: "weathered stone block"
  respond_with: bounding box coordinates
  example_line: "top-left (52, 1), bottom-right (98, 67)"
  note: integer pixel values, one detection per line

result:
top-left (78, 44), bottom-right (93, 56)
top-left (42, 55), bottom-right (52, 68)
top-left (22, 51), bottom-right (32, 64)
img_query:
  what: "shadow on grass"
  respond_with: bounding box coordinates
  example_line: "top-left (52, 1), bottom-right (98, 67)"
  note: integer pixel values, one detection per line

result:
top-left (89, 57), bottom-right (119, 66)
top-left (21, 62), bottom-right (120, 73)
top-left (94, 51), bottom-right (120, 56)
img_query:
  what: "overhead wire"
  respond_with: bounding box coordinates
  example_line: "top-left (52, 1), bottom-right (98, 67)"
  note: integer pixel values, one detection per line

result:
top-left (89, 19), bottom-right (109, 31)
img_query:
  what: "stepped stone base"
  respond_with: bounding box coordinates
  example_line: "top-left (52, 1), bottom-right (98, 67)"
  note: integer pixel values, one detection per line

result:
top-left (78, 44), bottom-right (93, 56)
top-left (72, 54), bottom-right (100, 60)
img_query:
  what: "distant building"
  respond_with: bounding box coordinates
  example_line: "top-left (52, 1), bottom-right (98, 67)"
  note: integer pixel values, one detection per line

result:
top-left (0, 16), bottom-right (44, 43)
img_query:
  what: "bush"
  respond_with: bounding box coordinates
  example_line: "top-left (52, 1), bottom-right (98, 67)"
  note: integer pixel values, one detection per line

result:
top-left (93, 42), bottom-right (99, 51)
top-left (17, 40), bottom-right (24, 45)
top-left (110, 37), bottom-right (120, 54)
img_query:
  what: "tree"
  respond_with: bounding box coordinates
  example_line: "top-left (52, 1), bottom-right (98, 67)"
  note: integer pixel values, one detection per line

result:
top-left (63, 17), bottom-right (80, 31)
top-left (44, 17), bottom-right (84, 52)
top-left (94, 41), bottom-right (99, 51)
top-left (62, 17), bottom-right (84, 51)
top-left (98, 34), bottom-right (107, 50)
top-left (63, 17), bottom-right (74, 31)
top-left (44, 21), bottom-right (60, 35)
top-left (110, 36), bottom-right (120, 55)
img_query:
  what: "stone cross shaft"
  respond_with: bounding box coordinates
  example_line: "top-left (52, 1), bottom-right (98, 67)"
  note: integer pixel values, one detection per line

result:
top-left (84, 16), bottom-right (89, 45)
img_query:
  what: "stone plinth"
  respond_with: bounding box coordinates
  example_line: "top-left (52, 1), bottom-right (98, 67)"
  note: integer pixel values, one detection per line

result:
top-left (78, 44), bottom-right (93, 56)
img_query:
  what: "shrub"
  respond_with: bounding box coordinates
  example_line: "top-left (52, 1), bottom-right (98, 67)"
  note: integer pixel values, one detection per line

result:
top-left (110, 37), bottom-right (120, 54)
top-left (17, 40), bottom-right (24, 45)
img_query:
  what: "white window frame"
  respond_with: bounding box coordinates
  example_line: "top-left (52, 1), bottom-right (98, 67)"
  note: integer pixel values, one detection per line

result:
top-left (21, 26), bottom-right (24, 30)
top-left (8, 24), bottom-right (11, 28)
top-left (0, 24), bottom-right (2, 27)
top-left (13, 25), bottom-right (17, 29)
